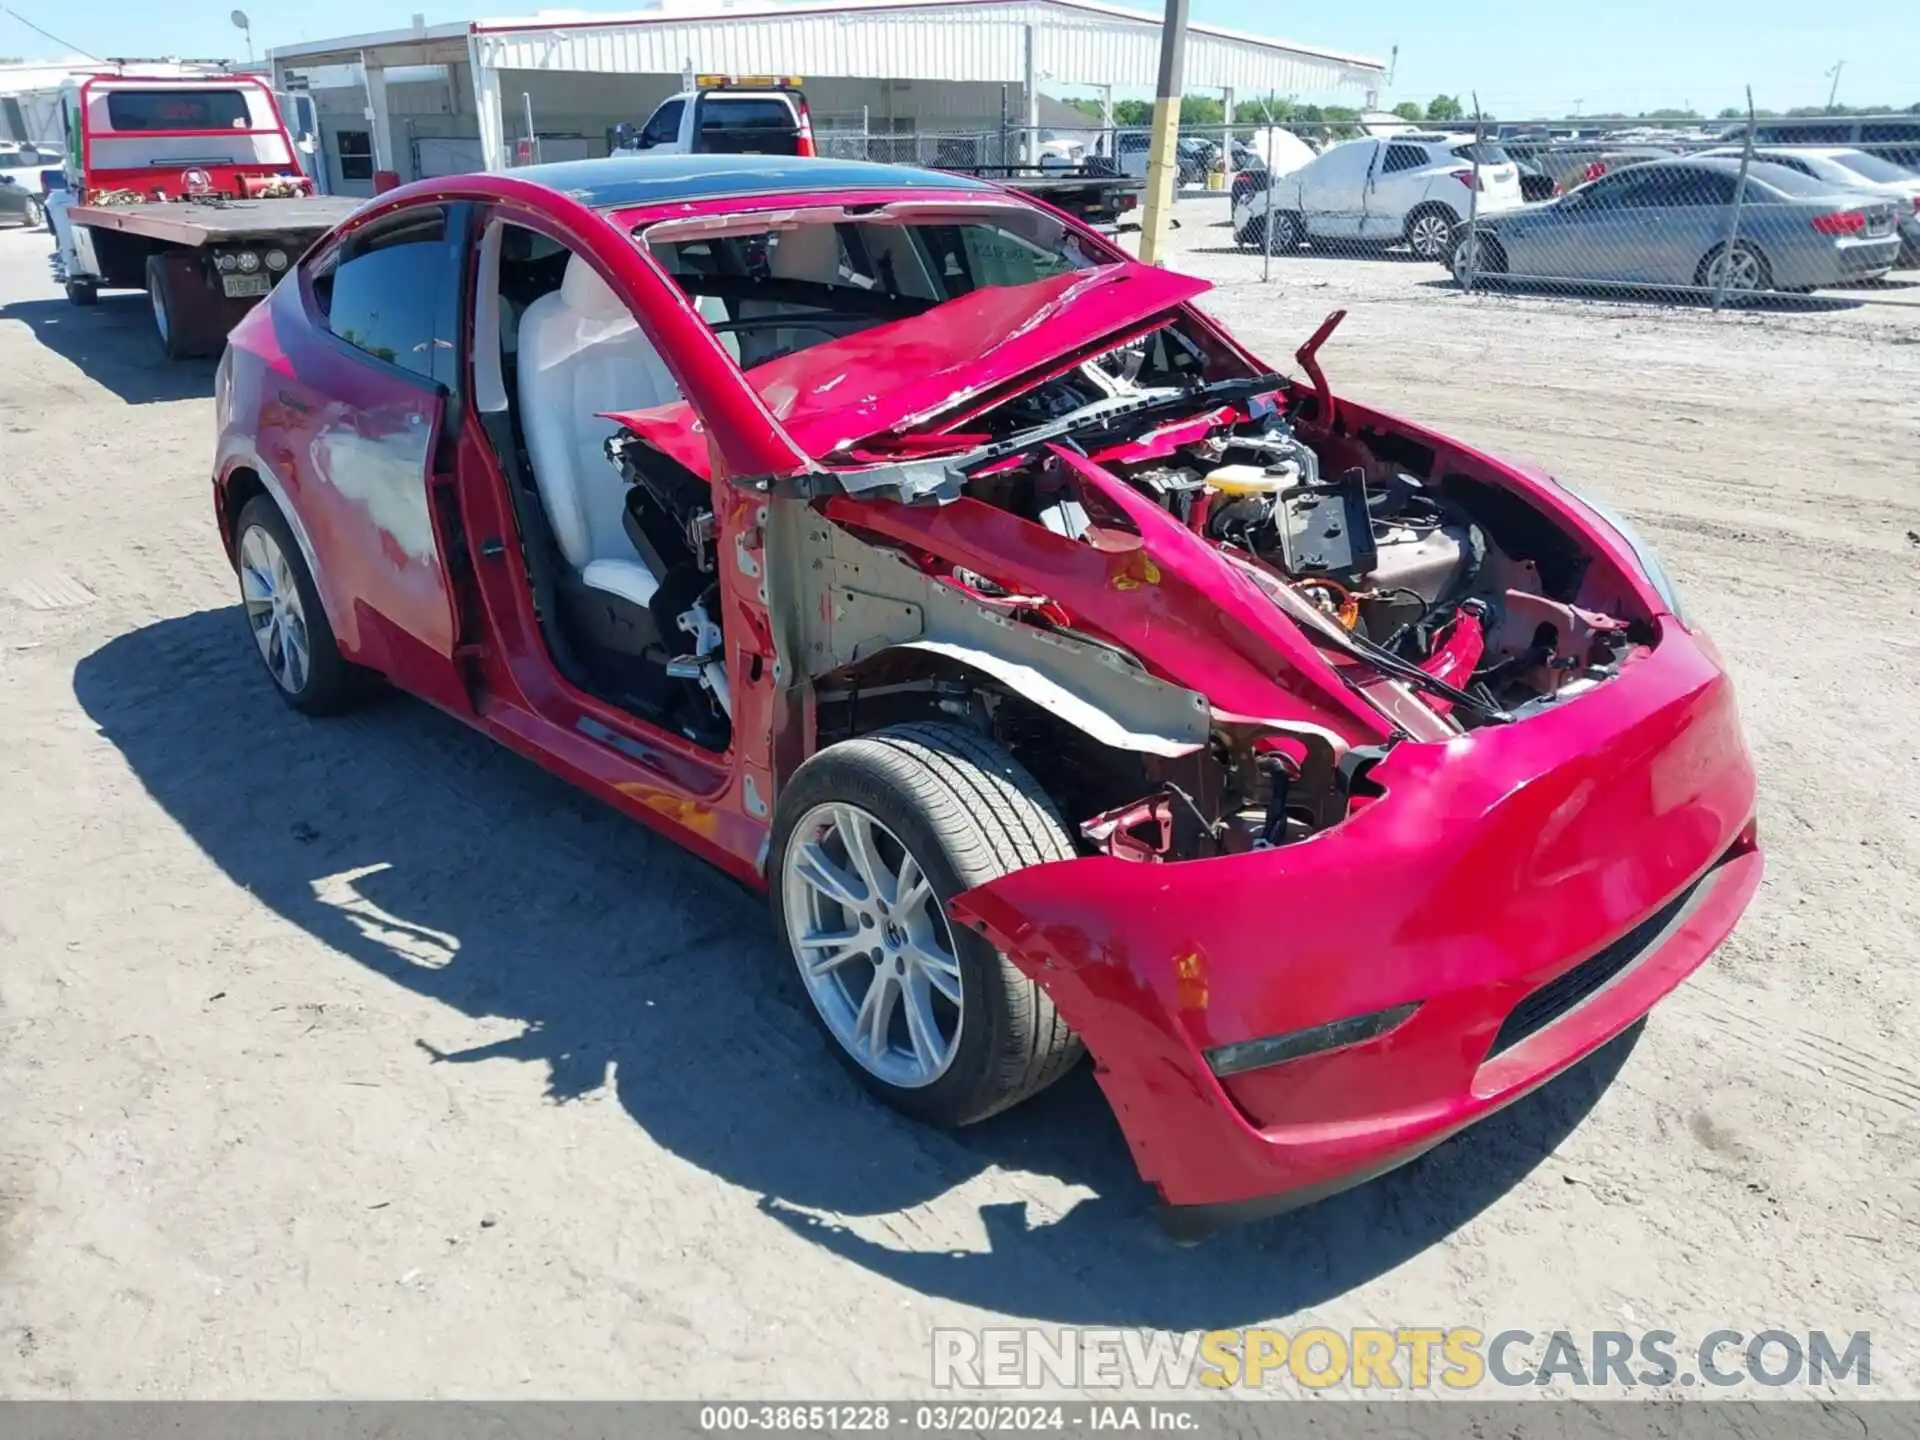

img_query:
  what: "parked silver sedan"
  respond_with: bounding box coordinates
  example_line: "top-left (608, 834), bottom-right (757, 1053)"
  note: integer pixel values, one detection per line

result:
top-left (1448, 157), bottom-right (1903, 294)
top-left (1700, 146), bottom-right (1920, 266)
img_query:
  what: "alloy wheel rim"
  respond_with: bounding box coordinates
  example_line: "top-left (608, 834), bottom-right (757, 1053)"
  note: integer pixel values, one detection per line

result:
top-left (151, 285), bottom-right (170, 344)
top-left (782, 802), bottom-right (963, 1088)
top-left (239, 524), bottom-right (310, 695)
top-left (1412, 215), bottom-right (1450, 257)
top-left (1713, 247), bottom-right (1761, 291)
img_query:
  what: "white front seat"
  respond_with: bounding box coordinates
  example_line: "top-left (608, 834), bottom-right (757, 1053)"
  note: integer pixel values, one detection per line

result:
top-left (515, 254), bottom-right (681, 610)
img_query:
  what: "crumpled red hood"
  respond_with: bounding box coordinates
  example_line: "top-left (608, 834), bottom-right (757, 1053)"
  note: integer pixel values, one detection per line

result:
top-left (605, 262), bottom-right (1210, 477)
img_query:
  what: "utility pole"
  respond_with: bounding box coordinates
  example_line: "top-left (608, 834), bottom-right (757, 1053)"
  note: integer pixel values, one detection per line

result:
top-left (1135, 0), bottom-right (1189, 266)
top-left (1825, 60), bottom-right (1845, 113)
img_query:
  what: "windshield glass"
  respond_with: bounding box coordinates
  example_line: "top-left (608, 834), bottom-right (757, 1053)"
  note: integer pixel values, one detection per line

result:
top-left (646, 208), bottom-right (1100, 369)
top-left (1831, 150), bottom-right (1915, 183)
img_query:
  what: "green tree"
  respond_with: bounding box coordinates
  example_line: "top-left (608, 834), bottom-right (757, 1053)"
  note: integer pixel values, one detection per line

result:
top-left (1112, 99), bottom-right (1153, 127)
top-left (1059, 97), bottom-right (1104, 122)
top-left (1391, 101), bottom-right (1424, 122)
top-left (1425, 94), bottom-right (1463, 122)
top-left (1179, 96), bottom-right (1225, 125)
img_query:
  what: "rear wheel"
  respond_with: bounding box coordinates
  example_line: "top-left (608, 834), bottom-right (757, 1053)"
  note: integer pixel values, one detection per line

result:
top-left (1697, 240), bottom-right (1773, 296)
top-left (771, 722), bottom-right (1082, 1128)
top-left (234, 495), bottom-right (358, 716)
top-left (146, 252), bottom-right (209, 361)
top-left (21, 197), bottom-right (43, 229)
top-left (1405, 206), bottom-right (1457, 262)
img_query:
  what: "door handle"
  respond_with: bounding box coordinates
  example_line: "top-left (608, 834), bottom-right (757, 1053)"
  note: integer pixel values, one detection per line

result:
top-left (479, 537), bottom-right (506, 560)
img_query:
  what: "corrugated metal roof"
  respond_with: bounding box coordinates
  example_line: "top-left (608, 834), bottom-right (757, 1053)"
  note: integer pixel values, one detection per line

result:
top-left (470, 0), bottom-right (1383, 92)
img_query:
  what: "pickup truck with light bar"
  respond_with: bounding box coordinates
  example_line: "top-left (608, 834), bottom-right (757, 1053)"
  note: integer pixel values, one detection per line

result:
top-left (616, 75), bottom-right (1144, 230)
top-left (48, 71), bottom-right (362, 360)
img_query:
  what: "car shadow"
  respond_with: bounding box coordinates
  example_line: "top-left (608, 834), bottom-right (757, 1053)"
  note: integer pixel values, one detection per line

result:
top-left (73, 605), bottom-right (1640, 1329)
top-left (0, 290), bottom-right (215, 404)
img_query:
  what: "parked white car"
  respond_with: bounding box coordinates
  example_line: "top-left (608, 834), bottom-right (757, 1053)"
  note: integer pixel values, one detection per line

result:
top-left (1232, 133), bottom-right (1526, 260)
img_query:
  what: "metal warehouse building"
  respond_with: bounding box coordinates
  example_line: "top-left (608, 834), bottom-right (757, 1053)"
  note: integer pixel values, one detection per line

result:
top-left (268, 0), bottom-right (1383, 195)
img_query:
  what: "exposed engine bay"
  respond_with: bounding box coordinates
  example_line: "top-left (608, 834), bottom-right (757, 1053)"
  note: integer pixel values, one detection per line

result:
top-left (604, 296), bottom-right (1657, 864)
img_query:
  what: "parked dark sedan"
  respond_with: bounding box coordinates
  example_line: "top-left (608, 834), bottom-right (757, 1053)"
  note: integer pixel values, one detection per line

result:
top-left (0, 174), bottom-right (45, 230)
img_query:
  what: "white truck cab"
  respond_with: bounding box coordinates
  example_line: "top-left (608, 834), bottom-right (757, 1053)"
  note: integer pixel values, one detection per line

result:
top-left (616, 76), bottom-right (816, 157)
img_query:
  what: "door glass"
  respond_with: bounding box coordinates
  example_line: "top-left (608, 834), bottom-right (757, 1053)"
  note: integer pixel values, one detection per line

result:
top-left (312, 207), bottom-right (458, 386)
top-left (1382, 144), bottom-right (1427, 174)
top-left (639, 100), bottom-right (683, 148)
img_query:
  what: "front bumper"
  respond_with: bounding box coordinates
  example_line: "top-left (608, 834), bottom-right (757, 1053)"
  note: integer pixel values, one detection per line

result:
top-left (950, 622), bottom-right (1761, 1220)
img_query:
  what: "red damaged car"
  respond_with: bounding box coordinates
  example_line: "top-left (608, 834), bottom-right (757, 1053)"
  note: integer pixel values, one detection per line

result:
top-left (213, 154), bottom-right (1761, 1234)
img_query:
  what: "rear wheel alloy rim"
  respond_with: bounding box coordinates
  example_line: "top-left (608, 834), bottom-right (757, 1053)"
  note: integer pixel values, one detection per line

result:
top-left (239, 524), bottom-right (310, 695)
top-left (783, 802), bottom-right (963, 1089)
top-left (151, 285), bottom-right (169, 345)
top-left (1710, 246), bottom-right (1762, 292)
top-left (1411, 214), bottom-right (1451, 258)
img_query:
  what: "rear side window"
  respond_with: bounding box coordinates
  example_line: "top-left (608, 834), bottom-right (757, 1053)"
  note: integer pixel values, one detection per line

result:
top-left (105, 89), bottom-right (250, 132)
top-left (312, 207), bottom-right (458, 386)
top-left (1382, 144), bottom-right (1429, 173)
top-left (1833, 150), bottom-right (1915, 183)
top-left (1745, 162), bottom-right (1838, 197)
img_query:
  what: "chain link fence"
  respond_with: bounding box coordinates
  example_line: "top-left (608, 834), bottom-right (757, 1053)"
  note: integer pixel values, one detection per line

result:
top-left (1226, 104), bottom-right (1919, 309)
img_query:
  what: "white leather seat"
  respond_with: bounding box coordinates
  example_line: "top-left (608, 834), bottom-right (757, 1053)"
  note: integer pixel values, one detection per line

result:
top-left (515, 254), bottom-right (680, 610)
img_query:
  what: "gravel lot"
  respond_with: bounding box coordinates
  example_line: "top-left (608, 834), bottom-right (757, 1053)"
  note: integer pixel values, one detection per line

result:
top-left (1, 207), bottom-right (1916, 1400)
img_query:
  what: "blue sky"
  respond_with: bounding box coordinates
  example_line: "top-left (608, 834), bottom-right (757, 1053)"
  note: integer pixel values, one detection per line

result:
top-left (4, 0), bottom-right (1915, 118)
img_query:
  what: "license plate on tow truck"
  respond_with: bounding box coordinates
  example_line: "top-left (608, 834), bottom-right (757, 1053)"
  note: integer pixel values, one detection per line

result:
top-left (221, 273), bottom-right (271, 299)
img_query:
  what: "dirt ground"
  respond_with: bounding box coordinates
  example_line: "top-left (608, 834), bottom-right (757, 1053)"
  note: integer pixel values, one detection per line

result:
top-left (0, 207), bottom-right (1916, 1400)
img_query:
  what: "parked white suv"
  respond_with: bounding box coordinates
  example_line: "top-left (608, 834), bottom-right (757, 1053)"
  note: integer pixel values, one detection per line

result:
top-left (1232, 133), bottom-right (1526, 260)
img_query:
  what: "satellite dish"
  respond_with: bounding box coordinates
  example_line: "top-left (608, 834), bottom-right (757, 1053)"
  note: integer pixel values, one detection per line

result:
top-left (231, 9), bottom-right (250, 29)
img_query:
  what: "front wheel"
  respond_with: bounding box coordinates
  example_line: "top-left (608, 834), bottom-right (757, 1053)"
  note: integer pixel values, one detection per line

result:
top-left (1449, 230), bottom-right (1507, 283)
top-left (22, 197), bottom-right (44, 229)
top-left (771, 722), bottom-right (1082, 1128)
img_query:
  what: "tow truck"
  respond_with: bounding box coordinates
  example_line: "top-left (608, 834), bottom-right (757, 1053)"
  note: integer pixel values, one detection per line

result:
top-left (49, 71), bottom-right (363, 359)
top-left (616, 75), bottom-right (1143, 229)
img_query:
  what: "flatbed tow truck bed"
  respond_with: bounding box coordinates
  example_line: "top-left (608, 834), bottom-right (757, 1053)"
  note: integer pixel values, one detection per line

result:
top-left (64, 195), bottom-right (364, 246)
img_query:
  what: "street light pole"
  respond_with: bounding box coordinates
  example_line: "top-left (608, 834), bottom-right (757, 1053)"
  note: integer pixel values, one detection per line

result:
top-left (1825, 60), bottom-right (1845, 113)
top-left (1135, 0), bottom-right (1189, 266)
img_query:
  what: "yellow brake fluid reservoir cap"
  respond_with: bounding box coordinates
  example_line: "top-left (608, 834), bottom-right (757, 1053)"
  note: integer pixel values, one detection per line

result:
top-left (1203, 464), bottom-right (1288, 496)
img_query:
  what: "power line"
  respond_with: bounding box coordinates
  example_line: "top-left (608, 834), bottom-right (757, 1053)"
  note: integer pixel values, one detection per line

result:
top-left (0, 4), bottom-right (99, 60)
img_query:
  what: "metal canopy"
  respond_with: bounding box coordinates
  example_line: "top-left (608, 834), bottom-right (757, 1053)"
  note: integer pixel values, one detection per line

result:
top-left (469, 0), bottom-right (1383, 95)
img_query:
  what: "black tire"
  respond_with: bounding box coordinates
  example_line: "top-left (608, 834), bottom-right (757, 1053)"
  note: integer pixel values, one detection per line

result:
top-left (64, 278), bottom-right (97, 307)
top-left (22, 197), bottom-right (43, 229)
top-left (1694, 240), bottom-right (1773, 296)
top-left (1404, 204), bottom-right (1459, 262)
top-left (770, 721), bottom-right (1082, 1128)
top-left (146, 251), bottom-right (206, 361)
top-left (233, 494), bottom-right (359, 716)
